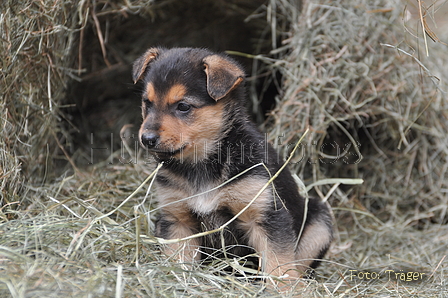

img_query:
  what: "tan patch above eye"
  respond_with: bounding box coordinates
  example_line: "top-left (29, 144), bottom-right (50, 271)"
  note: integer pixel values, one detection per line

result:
top-left (165, 84), bottom-right (187, 105)
top-left (146, 82), bottom-right (155, 102)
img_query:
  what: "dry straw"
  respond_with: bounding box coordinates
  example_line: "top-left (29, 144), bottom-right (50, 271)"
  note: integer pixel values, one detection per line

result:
top-left (267, 0), bottom-right (448, 224)
top-left (1, 0), bottom-right (80, 187)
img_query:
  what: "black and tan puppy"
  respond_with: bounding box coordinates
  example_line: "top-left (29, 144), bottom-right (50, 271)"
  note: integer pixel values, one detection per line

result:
top-left (133, 47), bottom-right (333, 279)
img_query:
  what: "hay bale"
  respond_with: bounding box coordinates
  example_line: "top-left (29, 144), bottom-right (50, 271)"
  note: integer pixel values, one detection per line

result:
top-left (0, 106), bottom-right (23, 209)
top-left (1, 0), bottom-right (81, 197)
top-left (268, 0), bottom-right (448, 223)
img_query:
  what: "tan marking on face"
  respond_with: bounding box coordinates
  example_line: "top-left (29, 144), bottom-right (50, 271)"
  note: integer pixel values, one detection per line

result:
top-left (157, 101), bottom-right (225, 160)
top-left (165, 84), bottom-right (187, 105)
top-left (157, 114), bottom-right (182, 150)
top-left (141, 83), bottom-right (156, 120)
top-left (146, 82), bottom-right (156, 102)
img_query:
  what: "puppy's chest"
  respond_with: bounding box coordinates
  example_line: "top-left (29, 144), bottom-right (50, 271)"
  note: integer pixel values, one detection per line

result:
top-left (155, 172), bottom-right (271, 218)
top-left (188, 189), bottom-right (224, 214)
top-left (156, 180), bottom-right (229, 215)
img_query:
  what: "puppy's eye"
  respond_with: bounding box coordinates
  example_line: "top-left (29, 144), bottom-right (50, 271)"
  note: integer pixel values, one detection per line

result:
top-left (143, 99), bottom-right (153, 112)
top-left (177, 102), bottom-right (191, 112)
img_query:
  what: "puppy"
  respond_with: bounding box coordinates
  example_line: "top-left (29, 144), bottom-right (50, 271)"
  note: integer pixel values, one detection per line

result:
top-left (133, 47), bottom-right (333, 280)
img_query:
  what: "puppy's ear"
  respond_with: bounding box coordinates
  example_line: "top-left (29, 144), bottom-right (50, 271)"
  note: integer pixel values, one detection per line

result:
top-left (132, 48), bottom-right (161, 84)
top-left (203, 55), bottom-right (245, 101)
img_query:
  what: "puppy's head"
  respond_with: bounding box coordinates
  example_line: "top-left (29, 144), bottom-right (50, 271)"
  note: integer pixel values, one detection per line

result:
top-left (133, 47), bottom-right (245, 161)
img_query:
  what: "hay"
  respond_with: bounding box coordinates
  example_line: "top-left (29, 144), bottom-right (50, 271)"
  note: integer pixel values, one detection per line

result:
top-left (1, 0), bottom-right (80, 189)
top-left (267, 0), bottom-right (448, 224)
top-left (1, 167), bottom-right (446, 297)
top-left (1, 0), bottom-right (448, 297)
top-left (0, 104), bottom-right (23, 211)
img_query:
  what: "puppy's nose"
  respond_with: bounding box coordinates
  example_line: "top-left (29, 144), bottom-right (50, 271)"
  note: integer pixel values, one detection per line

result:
top-left (141, 131), bottom-right (159, 148)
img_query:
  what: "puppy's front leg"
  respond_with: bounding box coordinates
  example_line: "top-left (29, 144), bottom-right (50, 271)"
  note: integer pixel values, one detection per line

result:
top-left (156, 209), bottom-right (201, 263)
top-left (247, 224), bottom-right (299, 279)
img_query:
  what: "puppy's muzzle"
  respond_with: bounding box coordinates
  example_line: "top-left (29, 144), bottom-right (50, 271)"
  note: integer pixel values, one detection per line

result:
top-left (141, 131), bottom-right (159, 149)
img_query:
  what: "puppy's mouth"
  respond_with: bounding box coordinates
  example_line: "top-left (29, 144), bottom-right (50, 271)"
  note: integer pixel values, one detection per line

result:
top-left (145, 145), bottom-right (186, 160)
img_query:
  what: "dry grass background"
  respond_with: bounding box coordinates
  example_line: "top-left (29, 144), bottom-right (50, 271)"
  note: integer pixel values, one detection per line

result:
top-left (1, 0), bottom-right (448, 297)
